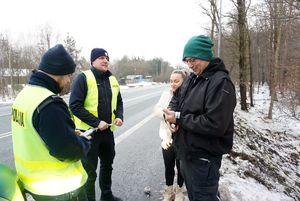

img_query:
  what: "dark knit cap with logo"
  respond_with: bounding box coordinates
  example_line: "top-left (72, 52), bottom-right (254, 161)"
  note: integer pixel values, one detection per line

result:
top-left (38, 44), bottom-right (76, 75)
top-left (90, 48), bottom-right (109, 64)
top-left (182, 35), bottom-right (214, 61)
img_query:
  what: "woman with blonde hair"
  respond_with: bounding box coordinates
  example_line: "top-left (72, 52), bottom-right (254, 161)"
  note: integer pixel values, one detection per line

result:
top-left (154, 69), bottom-right (188, 201)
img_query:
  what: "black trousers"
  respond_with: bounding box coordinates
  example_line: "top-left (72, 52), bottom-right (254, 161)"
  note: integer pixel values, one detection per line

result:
top-left (162, 145), bottom-right (184, 187)
top-left (81, 130), bottom-right (115, 201)
top-left (180, 155), bottom-right (222, 201)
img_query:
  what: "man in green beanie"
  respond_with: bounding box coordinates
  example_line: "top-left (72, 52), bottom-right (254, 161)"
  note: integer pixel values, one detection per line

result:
top-left (163, 35), bottom-right (236, 201)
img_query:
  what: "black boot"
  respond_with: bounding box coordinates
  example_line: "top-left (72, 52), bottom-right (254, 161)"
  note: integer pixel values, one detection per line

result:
top-left (100, 195), bottom-right (122, 201)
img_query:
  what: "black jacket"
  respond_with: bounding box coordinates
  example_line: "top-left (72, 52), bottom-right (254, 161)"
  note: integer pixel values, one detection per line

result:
top-left (169, 58), bottom-right (236, 159)
top-left (30, 70), bottom-right (91, 162)
top-left (69, 67), bottom-right (123, 129)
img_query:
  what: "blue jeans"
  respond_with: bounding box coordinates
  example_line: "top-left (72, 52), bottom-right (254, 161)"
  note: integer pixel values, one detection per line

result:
top-left (26, 185), bottom-right (87, 201)
top-left (180, 155), bottom-right (222, 201)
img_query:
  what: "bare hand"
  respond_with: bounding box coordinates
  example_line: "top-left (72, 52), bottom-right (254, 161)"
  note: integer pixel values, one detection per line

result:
top-left (163, 108), bottom-right (176, 124)
top-left (98, 120), bottom-right (109, 131)
top-left (166, 122), bottom-right (179, 133)
top-left (114, 118), bottom-right (123, 127)
top-left (75, 129), bottom-right (92, 140)
top-left (75, 129), bottom-right (82, 136)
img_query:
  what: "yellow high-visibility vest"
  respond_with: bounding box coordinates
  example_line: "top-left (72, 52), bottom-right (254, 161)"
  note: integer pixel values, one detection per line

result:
top-left (74, 70), bottom-right (119, 131)
top-left (0, 164), bottom-right (25, 201)
top-left (11, 85), bottom-right (87, 196)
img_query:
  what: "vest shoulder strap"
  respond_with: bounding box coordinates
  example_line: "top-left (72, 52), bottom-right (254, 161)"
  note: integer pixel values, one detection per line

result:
top-left (36, 95), bottom-right (65, 114)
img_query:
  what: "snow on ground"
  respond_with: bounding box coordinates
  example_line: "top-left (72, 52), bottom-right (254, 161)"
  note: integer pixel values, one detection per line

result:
top-left (0, 96), bottom-right (14, 105)
top-left (220, 175), bottom-right (294, 201)
top-left (220, 84), bottom-right (299, 201)
top-left (239, 85), bottom-right (300, 138)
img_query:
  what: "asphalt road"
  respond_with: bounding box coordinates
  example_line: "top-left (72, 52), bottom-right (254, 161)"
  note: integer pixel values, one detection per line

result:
top-left (0, 84), bottom-right (169, 201)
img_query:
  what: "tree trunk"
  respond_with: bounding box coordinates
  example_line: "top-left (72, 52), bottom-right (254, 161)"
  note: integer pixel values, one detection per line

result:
top-left (279, 3), bottom-right (292, 94)
top-left (211, 20), bottom-right (215, 39)
top-left (248, 28), bottom-right (254, 107)
top-left (200, 0), bottom-right (219, 42)
top-left (268, 0), bottom-right (282, 119)
top-left (238, 0), bottom-right (248, 111)
top-left (0, 77), bottom-right (4, 98)
top-left (8, 47), bottom-right (14, 97)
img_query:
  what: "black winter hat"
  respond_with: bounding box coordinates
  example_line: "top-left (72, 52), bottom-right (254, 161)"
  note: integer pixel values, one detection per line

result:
top-left (90, 48), bottom-right (109, 64)
top-left (38, 44), bottom-right (76, 75)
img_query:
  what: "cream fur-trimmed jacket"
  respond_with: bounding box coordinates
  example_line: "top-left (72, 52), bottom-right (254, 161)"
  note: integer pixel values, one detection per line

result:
top-left (154, 89), bottom-right (173, 140)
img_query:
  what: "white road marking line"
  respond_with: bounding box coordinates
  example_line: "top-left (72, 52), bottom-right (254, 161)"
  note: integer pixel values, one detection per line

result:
top-left (115, 113), bottom-right (155, 145)
top-left (0, 132), bottom-right (12, 139)
top-left (0, 114), bottom-right (156, 142)
top-left (0, 113), bottom-right (11, 117)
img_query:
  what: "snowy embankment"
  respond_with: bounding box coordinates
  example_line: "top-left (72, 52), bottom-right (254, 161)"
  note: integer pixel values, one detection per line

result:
top-left (219, 85), bottom-right (299, 201)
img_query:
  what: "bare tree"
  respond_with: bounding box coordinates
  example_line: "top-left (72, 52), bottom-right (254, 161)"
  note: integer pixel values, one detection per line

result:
top-left (36, 24), bottom-right (59, 56)
top-left (0, 34), bottom-right (9, 98)
top-left (8, 45), bottom-right (14, 96)
top-left (267, 0), bottom-right (285, 119)
top-left (236, 0), bottom-right (248, 111)
top-left (0, 34), bottom-right (16, 98)
top-left (64, 33), bottom-right (80, 61)
top-left (247, 28), bottom-right (254, 107)
top-left (199, 0), bottom-right (220, 39)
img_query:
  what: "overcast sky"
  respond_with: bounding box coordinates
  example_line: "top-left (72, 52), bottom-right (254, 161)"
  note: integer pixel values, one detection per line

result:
top-left (0, 0), bottom-right (214, 66)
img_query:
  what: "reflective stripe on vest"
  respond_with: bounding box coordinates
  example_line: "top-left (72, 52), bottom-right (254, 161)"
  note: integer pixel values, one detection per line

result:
top-left (11, 85), bottom-right (87, 196)
top-left (74, 70), bottom-right (119, 131)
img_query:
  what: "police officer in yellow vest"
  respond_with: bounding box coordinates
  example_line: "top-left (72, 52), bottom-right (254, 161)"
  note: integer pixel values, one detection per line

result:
top-left (11, 44), bottom-right (91, 201)
top-left (69, 48), bottom-right (124, 201)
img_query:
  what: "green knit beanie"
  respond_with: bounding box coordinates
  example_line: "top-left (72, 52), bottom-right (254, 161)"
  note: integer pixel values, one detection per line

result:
top-left (182, 35), bottom-right (214, 61)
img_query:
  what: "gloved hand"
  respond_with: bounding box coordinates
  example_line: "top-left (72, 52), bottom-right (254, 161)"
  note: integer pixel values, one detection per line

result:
top-left (161, 136), bottom-right (173, 150)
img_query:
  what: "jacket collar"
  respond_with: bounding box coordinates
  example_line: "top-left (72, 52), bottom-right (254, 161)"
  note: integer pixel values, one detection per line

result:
top-left (28, 70), bottom-right (60, 94)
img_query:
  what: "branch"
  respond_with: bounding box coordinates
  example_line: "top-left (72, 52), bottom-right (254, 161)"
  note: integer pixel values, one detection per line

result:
top-left (284, 0), bottom-right (300, 10)
top-left (200, 3), bottom-right (214, 18)
top-left (231, 0), bottom-right (239, 8)
top-left (246, 0), bottom-right (251, 13)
